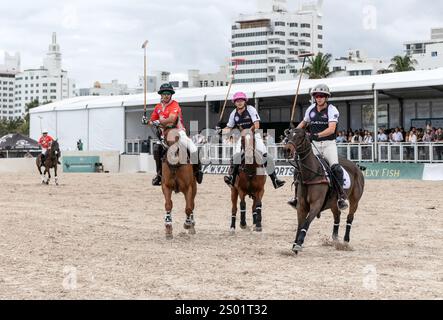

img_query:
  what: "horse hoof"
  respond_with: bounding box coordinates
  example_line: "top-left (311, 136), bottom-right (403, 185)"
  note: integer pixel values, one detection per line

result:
top-left (292, 244), bottom-right (303, 253)
top-left (183, 223), bottom-right (191, 230)
top-left (254, 226), bottom-right (262, 232)
top-left (240, 223), bottom-right (247, 230)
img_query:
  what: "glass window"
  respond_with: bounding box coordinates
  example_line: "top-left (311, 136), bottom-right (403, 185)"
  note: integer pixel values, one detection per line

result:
top-left (361, 104), bottom-right (388, 130)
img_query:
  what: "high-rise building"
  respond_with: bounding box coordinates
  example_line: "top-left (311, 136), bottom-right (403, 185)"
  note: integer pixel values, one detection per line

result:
top-left (404, 28), bottom-right (443, 70)
top-left (14, 33), bottom-right (76, 118)
top-left (231, 0), bottom-right (323, 83)
top-left (0, 52), bottom-right (20, 120)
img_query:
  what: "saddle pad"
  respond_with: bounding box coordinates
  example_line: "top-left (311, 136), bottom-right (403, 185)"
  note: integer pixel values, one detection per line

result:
top-left (316, 156), bottom-right (351, 190)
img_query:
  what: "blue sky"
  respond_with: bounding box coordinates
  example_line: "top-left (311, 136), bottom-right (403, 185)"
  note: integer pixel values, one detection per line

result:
top-left (0, 0), bottom-right (441, 88)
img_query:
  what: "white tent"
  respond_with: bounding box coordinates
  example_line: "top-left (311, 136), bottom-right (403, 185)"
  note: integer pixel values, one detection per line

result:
top-left (30, 67), bottom-right (443, 153)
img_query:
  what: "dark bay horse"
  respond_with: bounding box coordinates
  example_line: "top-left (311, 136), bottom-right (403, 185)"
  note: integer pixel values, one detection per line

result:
top-left (229, 131), bottom-right (266, 233)
top-left (161, 127), bottom-right (197, 239)
top-left (36, 140), bottom-right (61, 185)
top-left (283, 128), bottom-right (365, 254)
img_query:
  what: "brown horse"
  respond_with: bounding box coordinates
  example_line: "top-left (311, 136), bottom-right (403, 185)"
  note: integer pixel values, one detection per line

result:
top-left (161, 128), bottom-right (197, 239)
top-left (36, 139), bottom-right (60, 185)
top-left (229, 131), bottom-right (267, 233)
top-left (283, 128), bottom-right (365, 254)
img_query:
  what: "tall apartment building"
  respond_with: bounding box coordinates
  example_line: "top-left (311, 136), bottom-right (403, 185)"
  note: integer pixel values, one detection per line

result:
top-left (14, 33), bottom-right (76, 118)
top-left (188, 66), bottom-right (229, 88)
top-left (231, 0), bottom-right (323, 83)
top-left (404, 28), bottom-right (443, 70)
top-left (0, 52), bottom-right (20, 120)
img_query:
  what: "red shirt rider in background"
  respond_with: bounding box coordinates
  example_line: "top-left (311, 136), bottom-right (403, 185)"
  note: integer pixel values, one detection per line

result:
top-left (38, 130), bottom-right (53, 159)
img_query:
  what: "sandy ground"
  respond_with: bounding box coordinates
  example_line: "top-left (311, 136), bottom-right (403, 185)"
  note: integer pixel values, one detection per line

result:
top-left (0, 172), bottom-right (442, 300)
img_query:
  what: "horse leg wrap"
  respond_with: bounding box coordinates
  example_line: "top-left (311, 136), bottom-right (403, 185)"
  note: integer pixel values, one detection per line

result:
top-left (165, 212), bottom-right (172, 226)
top-left (240, 201), bottom-right (247, 227)
top-left (255, 202), bottom-right (262, 229)
top-left (344, 222), bottom-right (352, 243)
top-left (333, 224), bottom-right (340, 240)
top-left (231, 216), bottom-right (236, 230)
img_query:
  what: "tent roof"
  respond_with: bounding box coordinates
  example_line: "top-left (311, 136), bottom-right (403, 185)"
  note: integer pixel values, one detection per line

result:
top-left (0, 133), bottom-right (40, 150)
top-left (30, 67), bottom-right (443, 114)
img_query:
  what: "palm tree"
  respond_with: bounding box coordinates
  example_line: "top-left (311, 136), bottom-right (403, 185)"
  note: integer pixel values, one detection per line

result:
top-left (304, 53), bottom-right (333, 79)
top-left (389, 55), bottom-right (417, 72)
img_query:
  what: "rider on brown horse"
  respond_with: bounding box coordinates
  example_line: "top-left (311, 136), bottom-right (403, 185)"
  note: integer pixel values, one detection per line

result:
top-left (217, 91), bottom-right (285, 189)
top-left (38, 129), bottom-right (60, 165)
top-left (142, 83), bottom-right (203, 186)
top-left (287, 84), bottom-right (348, 210)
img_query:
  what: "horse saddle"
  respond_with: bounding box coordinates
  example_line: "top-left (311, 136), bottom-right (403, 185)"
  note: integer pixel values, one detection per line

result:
top-left (316, 156), bottom-right (351, 190)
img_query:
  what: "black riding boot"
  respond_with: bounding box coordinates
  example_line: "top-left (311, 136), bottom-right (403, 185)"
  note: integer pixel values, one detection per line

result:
top-left (152, 143), bottom-right (163, 186)
top-left (191, 151), bottom-right (203, 184)
top-left (332, 164), bottom-right (348, 210)
top-left (287, 166), bottom-right (300, 208)
top-left (263, 153), bottom-right (285, 189)
top-left (269, 172), bottom-right (285, 189)
top-left (224, 163), bottom-right (239, 187)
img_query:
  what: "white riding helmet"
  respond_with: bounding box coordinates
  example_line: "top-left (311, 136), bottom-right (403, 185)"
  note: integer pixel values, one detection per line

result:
top-left (311, 84), bottom-right (331, 97)
top-left (42, 129), bottom-right (48, 134)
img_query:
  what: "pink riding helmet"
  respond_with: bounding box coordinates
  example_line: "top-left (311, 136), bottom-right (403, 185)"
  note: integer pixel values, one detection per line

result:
top-left (232, 92), bottom-right (248, 103)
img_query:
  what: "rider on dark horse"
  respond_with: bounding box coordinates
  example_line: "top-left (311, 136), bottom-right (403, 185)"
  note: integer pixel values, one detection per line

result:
top-left (38, 129), bottom-right (60, 165)
top-left (287, 84), bottom-right (349, 210)
top-left (218, 91), bottom-right (285, 189)
top-left (142, 83), bottom-right (204, 186)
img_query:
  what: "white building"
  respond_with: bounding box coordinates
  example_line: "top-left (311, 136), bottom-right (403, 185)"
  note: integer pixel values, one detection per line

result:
top-left (329, 49), bottom-right (390, 77)
top-left (188, 66), bottom-right (229, 88)
top-left (231, 0), bottom-right (323, 83)
top-left (404, 27), bottom-right (443, 70)
top-left (88, 80), bottom-right (129, 96)
top-left (0, 52), bottom-right (20, 120)
top-left (14, 33), bottom-right (76, 118)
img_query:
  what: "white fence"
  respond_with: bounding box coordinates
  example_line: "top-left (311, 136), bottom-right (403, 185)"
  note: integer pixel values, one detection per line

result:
top-left (125, 139), bottom-right (443, 163)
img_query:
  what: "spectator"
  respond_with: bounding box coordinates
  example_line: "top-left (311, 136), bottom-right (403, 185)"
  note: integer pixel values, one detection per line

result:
top-left (408, 130), bottom-right (417, 143)
top-left (336, 131), bottom-right (347, 143)
top-left (377, 128), bottom-right (388, 142)
top-left (363, 131), bottom-right (374, 143)
top-left (435, 127), bottom-right (443, 142)
top-left (392, 127), bottom-right (403, 142)
top-left (351, 132), bottom-right (362, 143)
top-left (422, 129), bottom-right (434, 142)
top-left (77, 139), bottom-right (83, 151)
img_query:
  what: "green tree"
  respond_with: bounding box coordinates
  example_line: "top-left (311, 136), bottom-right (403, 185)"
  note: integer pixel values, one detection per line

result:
top-left (304, 53), bottom-right (333, 79)
top-left (18, 99), bottom-right (52, 136)
top-left (389, 55), bottom-right (417, 72)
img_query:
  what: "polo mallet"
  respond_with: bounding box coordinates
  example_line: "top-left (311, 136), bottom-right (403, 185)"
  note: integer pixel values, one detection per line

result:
top-left (219, 58), bottom-right (246, 123)
top-left (290, 52), bottom-right (315, 127)
top-left (142, 40), bottom-right (149, 118)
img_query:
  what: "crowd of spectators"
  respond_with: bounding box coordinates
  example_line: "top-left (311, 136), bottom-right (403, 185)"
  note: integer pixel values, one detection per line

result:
top-left (335, 126), bottom-right (443, 144)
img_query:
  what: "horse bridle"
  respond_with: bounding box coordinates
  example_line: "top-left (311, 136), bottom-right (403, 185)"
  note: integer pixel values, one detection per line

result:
top-left (286, 133), bottom-right (324, 181)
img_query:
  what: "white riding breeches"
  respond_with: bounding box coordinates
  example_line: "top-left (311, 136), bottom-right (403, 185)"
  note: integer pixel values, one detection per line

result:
top-left (41, 148), bottom-right (47, 155)
top-left (233, 133), bottom-right (267, 155)
top-left (312, 140), bottom-right (339, 166)
top-left (178, 130), bottom-right (198, 154)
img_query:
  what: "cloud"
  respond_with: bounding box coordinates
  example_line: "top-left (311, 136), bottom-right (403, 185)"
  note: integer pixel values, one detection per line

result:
top-left (0, 0), bottom-right (441, 88)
